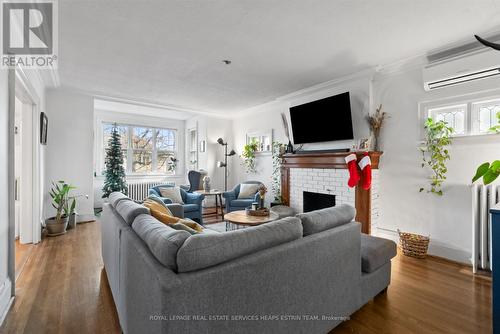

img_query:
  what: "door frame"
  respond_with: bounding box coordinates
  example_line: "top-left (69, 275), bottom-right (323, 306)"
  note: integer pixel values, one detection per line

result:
top-left (14, 68), bottom-right (42, 245)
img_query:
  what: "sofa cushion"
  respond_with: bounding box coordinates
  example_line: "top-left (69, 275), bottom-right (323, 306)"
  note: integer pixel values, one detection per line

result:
top-left (159, 186), bottom-right (184, 204)
top-left (132, 214), bottom-right (191, 270)
top-left (297, 204), bottom-right (356, 236)
top-left (238, 183), bottom-right (260, 199)
top-left (361, 234), bottom-right (397, 273)
top-left (108, 192), bottom-right (131, 207)
top-left (115, 200), bottom-right (150, 226)
top-left (176, 216), bottom-right (303, 273)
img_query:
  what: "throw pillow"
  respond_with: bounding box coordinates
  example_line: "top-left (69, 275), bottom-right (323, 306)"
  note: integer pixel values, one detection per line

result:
top-left (178, 218), bottom-right (204, 233)
top-left (238, 183), bottom-right (260, 199)
top-left (144, 197), bottom-right (173, 216)
top-left (159, 186), bottom-right (184, 204)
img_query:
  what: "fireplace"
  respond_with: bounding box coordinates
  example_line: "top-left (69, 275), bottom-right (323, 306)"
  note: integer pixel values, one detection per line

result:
top-left (303, 191), bottom-right (336, 213)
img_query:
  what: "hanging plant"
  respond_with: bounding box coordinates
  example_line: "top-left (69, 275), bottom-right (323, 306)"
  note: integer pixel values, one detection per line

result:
top-left (242, 139), bottom-right (258, 174)
top-left (472, 112), bottom-right (500, 184)
top-left (271, 141), bottom-right (284, 203)
top-left (419, 118), bottom-right (453, 196)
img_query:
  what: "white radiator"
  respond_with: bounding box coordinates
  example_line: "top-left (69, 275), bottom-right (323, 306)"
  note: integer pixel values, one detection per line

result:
top-left (127, 180), bottom-right (174, 201)
top-left (471, 184), bottom-right (498, 273)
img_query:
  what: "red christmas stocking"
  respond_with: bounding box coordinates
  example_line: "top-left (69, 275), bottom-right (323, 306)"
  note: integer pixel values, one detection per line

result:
top-left (359, 153), bottom-right (372, 190)
top-left (345, 153), bottom-right (360, 187)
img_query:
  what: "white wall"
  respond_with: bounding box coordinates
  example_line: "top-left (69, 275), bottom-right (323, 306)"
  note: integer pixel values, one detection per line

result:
top-left (231, 67), bottom-right (500, 263)
top-left (45, 89), bottom-right (95, 216)
top-left (187, 115), bottom-right (234, 193)
top-left (0, 69), bottom-right (11, 324)
top-left (232, 75), bottom-right (371, 204)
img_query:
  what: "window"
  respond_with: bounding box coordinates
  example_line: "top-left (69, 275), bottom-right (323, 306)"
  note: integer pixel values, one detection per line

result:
top-left (426, 97), bottom-right (500, 137)
top-left (102, 123), bottom-right (177, 175)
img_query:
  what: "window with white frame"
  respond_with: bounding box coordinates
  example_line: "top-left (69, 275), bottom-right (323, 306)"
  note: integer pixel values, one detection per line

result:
top-left (102, 122), bottom-right (177, 175)
top-left (427, 97), bottom-right (500, 137)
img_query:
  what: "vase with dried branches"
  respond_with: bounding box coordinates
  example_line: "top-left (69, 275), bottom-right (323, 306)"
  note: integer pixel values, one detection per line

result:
top-left (366, 104), bottom-right (388, 151)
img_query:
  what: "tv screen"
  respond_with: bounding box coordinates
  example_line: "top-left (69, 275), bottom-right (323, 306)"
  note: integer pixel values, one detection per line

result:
top-left (289, 92), bottom-right (354, 144)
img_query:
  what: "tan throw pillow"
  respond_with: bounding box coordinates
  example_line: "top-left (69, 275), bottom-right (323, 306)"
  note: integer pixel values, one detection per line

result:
top-left (238, 183), bottom-right (260, 199)
top-left (159, 186), bottom-right (184, 204)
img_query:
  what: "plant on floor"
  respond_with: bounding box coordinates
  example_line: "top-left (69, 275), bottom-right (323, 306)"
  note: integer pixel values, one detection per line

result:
top-left (271, 141), bottom-right (284, 203)
top-left (50, 181), bottom-right (75, 222)
top-left (102, 123), bottom-right (128, 198)
top-left (419, 118), bottom-right (453, 196)
top-left (472, 112), bottom-right (500, 184)
top-left (241, 139), bottom-right (258, 174)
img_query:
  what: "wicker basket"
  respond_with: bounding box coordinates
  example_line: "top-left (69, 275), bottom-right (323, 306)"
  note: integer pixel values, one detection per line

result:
top-left (245, 208), bottom-right (270, 217)
top-left (397, 229), bottom-right (430, 259)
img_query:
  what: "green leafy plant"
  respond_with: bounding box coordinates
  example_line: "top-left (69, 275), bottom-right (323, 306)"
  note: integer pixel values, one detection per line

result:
top-left (472, 111), bottom-right (500, 184)
top-left (50, 181), bottom-right (75, 221)
top-left (102, 123), bottom-right (128, 197)
top-left (419, 118), bottom-right (453, 195)
top-left (271, 141), bottom-right (284, 202)
top-left (241, 139), bottom-right (258, 174)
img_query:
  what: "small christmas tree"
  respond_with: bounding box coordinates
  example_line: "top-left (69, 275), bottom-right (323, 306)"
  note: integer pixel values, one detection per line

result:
top-left (102, 123), bottom-right (128, 198)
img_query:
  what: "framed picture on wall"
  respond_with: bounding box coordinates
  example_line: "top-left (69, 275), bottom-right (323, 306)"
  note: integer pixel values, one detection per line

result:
top-left (40, 112), bottom-right (48, 145)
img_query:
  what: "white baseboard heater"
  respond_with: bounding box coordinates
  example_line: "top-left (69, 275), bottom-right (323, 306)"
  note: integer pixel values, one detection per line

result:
top-left (127, 180), bottom-right (174, 201)
top-left (471, 183), bottom-right (498, 273)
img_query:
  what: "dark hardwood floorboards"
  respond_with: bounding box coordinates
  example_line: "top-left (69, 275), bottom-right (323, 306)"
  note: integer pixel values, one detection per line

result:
top-left (1, 211), bottom-right (492, 334)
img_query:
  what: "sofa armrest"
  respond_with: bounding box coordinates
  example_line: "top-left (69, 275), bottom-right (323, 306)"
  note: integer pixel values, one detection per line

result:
top-left (185, 192), bottom-right (204, 205)
top-left (165, 203), bottom-right (184, 219)
top-left (222, 190), bottom-right (236, 201)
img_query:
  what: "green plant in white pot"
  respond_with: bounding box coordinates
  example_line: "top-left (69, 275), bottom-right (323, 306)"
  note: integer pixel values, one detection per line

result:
top-left (46, 181), bottom-right (75, 236)
top-left (472, 112), bottom-right (500, 184)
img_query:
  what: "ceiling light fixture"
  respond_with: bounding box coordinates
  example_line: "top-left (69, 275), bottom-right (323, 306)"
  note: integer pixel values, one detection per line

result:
top-left (222, 60), bottom-right (231, 65)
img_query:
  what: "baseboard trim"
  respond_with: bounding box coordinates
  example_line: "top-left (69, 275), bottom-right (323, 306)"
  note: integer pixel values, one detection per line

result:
top-left (0, 278), bottom-right (13, 327)
top-left (375, 227), bottom-right (472, 265)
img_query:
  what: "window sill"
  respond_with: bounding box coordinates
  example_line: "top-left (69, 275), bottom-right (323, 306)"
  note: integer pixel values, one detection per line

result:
top-left (94, 174), bottom-right (183, 180)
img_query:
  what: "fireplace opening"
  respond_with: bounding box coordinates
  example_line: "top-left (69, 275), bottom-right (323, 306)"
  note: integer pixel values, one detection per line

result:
top-left (303, 191), bottom-right (336, 212)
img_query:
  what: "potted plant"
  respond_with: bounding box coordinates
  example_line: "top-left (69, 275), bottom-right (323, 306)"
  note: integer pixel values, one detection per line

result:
top-left (419, 118), bottom-right (453, 195)
top-left (167, 156), bottom-right (178, 173)
top-left (271, 141), bottom-right (284, 206)
top-left (46, 181), bottom-right (75, 236)
top-left (241, 139), bottom-right (258, 173)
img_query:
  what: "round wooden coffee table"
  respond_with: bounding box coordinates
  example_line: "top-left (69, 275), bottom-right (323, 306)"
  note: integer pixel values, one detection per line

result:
top-left (224, 210), bottom-right (279, 231)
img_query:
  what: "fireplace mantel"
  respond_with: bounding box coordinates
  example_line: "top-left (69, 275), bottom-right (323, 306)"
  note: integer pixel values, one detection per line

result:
top-left (281, 151), bottom-right (383, 234)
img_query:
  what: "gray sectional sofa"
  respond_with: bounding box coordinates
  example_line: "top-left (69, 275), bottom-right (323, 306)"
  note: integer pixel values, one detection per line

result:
top-left (101, 192), bottom-right (396, 334)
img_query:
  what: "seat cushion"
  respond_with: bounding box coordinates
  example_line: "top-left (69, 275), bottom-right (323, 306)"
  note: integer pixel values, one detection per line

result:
top-left (132, 214), bottom-right (191, 270)
top-left (182, 203), bottom-right (199, 213)
top-left (115, 200), bottom-right (150, 226)
top-left (108, 192), bottom-right (131, 207)
top-left (230, 199), bottom-right (253, 207)
top-left (176, 217), bottom-right (303, 273)
top-left (297, 204), bottom-right (356, 236)
top-left (361, 234), bottom-right (397, 273)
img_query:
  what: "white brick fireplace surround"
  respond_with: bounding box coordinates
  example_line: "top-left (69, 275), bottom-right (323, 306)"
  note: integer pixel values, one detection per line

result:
top-left (280, 151), bottom-right (382, 234)
top-left (289, 168), bottom-right (380, 233)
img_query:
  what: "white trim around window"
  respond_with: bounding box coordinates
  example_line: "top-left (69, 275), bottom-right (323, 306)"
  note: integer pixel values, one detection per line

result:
top-left (94, 109), bottom-right (185, 177)
top-left (419, 89), bottom-right (500, 139)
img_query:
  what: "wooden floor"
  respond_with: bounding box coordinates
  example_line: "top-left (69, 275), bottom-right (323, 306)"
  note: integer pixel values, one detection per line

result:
top-left (1, 215), bottom-right (492, 334)
top-left (14, 240), bottom-right (33, 282)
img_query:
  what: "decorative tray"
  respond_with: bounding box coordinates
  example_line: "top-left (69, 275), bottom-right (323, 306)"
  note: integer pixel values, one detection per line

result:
top-left (245, 208), bottom-right (270, 217)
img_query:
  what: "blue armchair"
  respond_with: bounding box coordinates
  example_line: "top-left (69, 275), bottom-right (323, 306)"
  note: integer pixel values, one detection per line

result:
top-left (222, 181), bottom-right (263, 213)
top-left (149, 184), bottom-right (205, 224)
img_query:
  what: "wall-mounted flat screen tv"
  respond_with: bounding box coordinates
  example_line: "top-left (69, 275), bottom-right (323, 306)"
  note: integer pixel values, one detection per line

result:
top-left (289, 92), bottom-right (354, 144)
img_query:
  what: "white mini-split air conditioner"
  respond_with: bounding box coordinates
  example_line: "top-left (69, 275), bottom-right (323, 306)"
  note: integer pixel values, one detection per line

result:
top-left (423, 49), bottom-right (500, 91)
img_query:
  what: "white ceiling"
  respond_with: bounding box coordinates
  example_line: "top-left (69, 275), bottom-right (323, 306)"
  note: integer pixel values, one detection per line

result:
top-left (59, 0), bottom-right (500, 115)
